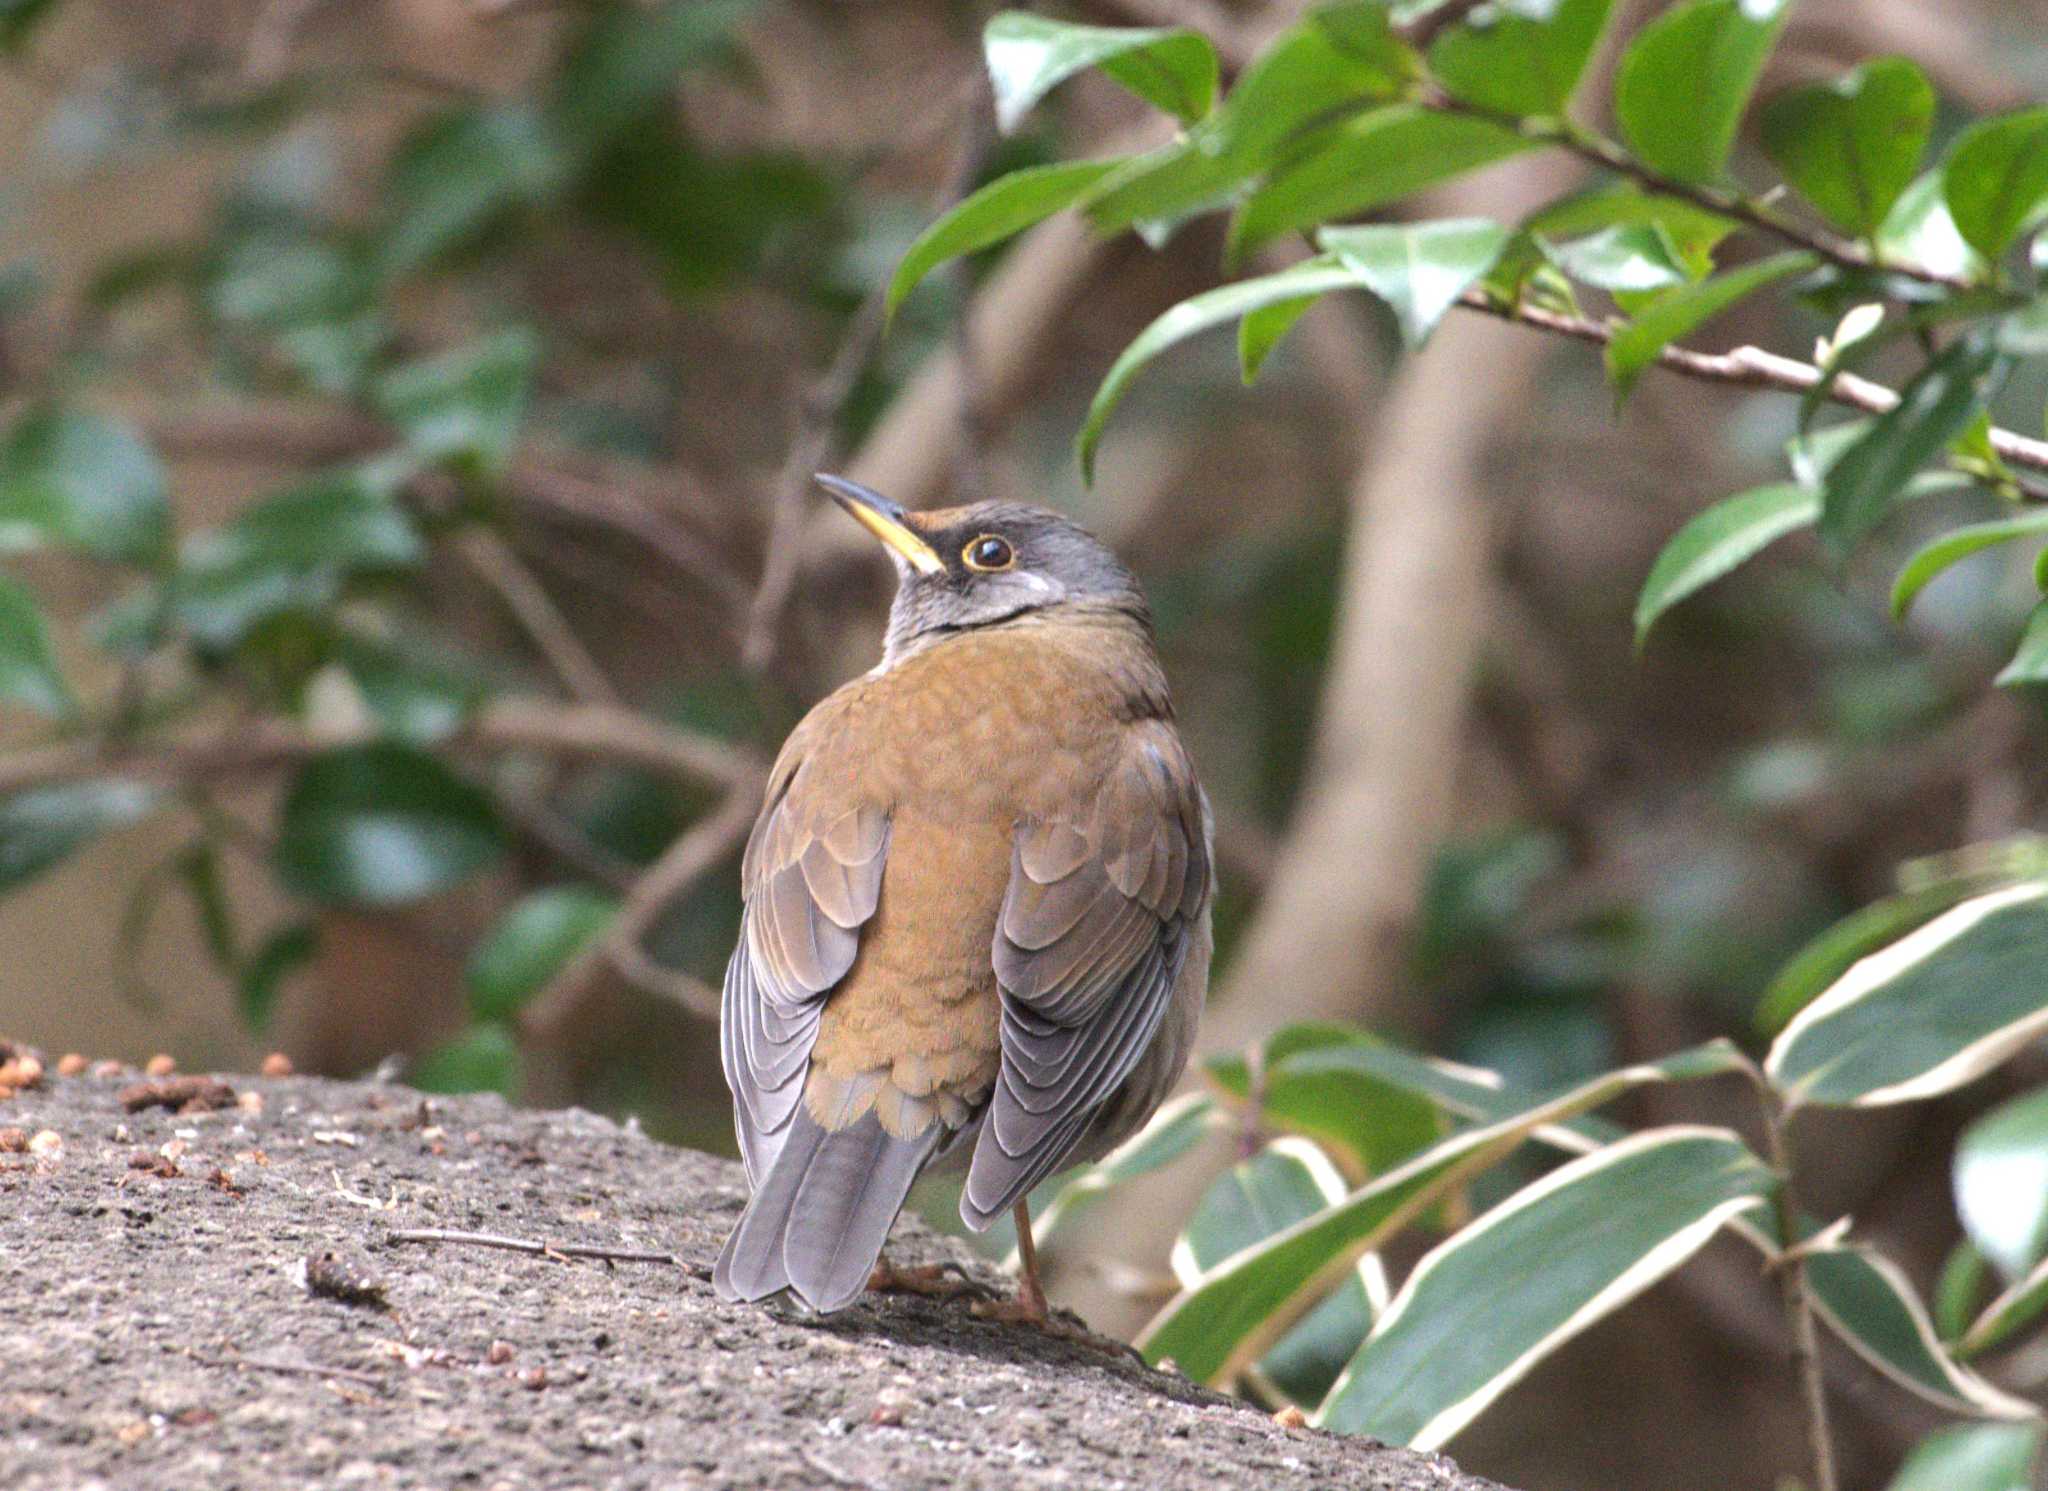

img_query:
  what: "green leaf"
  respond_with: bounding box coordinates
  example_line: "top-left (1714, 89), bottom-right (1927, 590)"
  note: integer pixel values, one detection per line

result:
top-left (1525, 183), bottom-right (1737, 262)
top-left (1605, 251), bottom-right (1815, 402)
top-left (274, 743), bottom-right (505, 907)
top-left (1135, 1043), bottom-right (1748, 1386)
top-left (0, 408), bottom-right (170, 562)
top-left (1318, 1128), bottom-right (1771, 1449)
top-left (1957, 1252), bottom-right (2048, 1358)
top-left (0, 780), bottom-right (160, 893)
top-left (1078, 257), bottom-right (1373, 481)
top-left (1888, 1424), bottom-right (2044, 1491)
top-left (1997, 601), bottom-right (2048, 688)
top-left (1955, 1086), bottom-right (2048, 1283)
top-left (333, 631), bottom-right (487, 744)
top-left (1760, 59), bottom-right (1934, 236)
top-left (467, 886), bottom-right (617, 1022)
top-left (1892, 511), bottom-right (2048, 620)
top-left (1083, 12), bottom-right (1417, 236)
top-left (1029, 1092), bottom-right (1221, 1249)
top-left (1614, 0), bottom-right (1791, 184)
top-left (1238, 292), bottom-right (1326, 385)
top-left (238, 922), bottom-right (317, 1033)
top-left (381, 104), bottom-right (570, 275)
top-left (1177, 1140), bottom-right (1379, 1406)
top-left (887, 159), bottom-right (1126, 320)
top-left (0, 571), bottom-right (74, 717)
top-left (1546, 224), bottom-right (1693, 294)
top-left (411, 1022), bottom-right (521, 1097)
top-left (1756, 881), bottom-right (2017, 1035)
top-left (1943, 108), bottom-right (2048, 262)
top-left (374, 328), bottom-right (540, 478)
top-left (1205, 1028), bottom-right (1443, 1180)
top-left (1319, 218), bottom-right (1510, 347)
top-left (982, 12), bottom-right (1218, 133)
top-left (1799, 1241), bottom-right (2036, 1417)
top-left (549, 0), bottom-right (753, 153)
top-left (1878, 168), bottom-right (1990, 284)
top-left (1633, 483), bottom-right (1813, 645)
top-left (1819, 336), bottom-right (2001, 554)
top-left (0, 0), bottom-right (57, 53)
top-left (1936, 1240), bottom-right (1993, 1344)
top-left (1226, 106), bottom-right (1530, 268)
top-left (1766, 882), bottom-right (2048, 1107)
top-left (1428, 0), bottom-right (1614, 118)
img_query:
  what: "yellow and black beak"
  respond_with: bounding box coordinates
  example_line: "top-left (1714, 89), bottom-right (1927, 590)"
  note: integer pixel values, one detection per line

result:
top-left (817, 473), bottom-right (943, 576)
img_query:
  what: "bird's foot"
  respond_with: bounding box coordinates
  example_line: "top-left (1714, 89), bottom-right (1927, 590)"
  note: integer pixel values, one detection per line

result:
top-left (865, 1257), bottom-right (985, 1301)
top-left (971, 1285), bottom-right (1139, 1360)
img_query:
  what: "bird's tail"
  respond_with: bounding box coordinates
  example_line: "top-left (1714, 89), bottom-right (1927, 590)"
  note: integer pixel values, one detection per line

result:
top-left (713, 1106), bottom-right (940, 1314)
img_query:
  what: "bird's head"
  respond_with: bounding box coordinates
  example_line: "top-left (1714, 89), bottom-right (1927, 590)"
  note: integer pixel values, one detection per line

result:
top-left (818, 474), bottom-right (1147, 664)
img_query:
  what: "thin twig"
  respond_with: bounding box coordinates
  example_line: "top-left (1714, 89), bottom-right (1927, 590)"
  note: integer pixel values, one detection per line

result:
top-left (387, 1227), bottom-right (702, 1273)
top-left (1400, 0), bottom-right (1497, 51)
top-left (1459, 292), bottom-right (2048, 483)
top-left (496, 791), bottom-right (640, 893)
top-left (1757, 1093), bottom-right (1840, 1491)
top-left (194, 1354), bottom-right (388, 1390)
top-left (521, 787), bottom-right (759, 1035)
top-left (0, 698), bottom-right (766, 798)
top-left (455, 528), bottom-right (622, 706)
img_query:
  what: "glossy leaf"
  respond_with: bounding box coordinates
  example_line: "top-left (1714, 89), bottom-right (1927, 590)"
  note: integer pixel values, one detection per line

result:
top-left (0, 780), bottom-right (160, 893)
top-left (1136, 1043), bottom-right (1748, 1385)
top-left (1524, 183), bottom-right (1737, 264)
top-left (887, 159), bottom-right (1125, 319)
top-left (1319, 218), bottom-right (1511, 347)
top-left (1175, 1141), bottom-right (1378, 1406)
top-left (1083, 11), bottom-right (1416, 236)
top-left (1797, 1240), bottom-right (2037, 1417)
top-left (1892, 511), bottom-right (2048, 620)
top-left (411, 1023), bottom-right (521, 1097)
top-left (1319, 1128), bottom-right (1771, 1449)
top-left (1428, 0), bottom-right (1613, 118)
top-left (982, 12), bottom-right (1218, 133)
top-left (1819, 337), bottom-right (2001, 554)
top-left (1943, 109), bottom-right (2048, 262)
top-left (0, 407), bottom-right (170, 562)
top-left (467, 886), bottom-right (617, 1022)
top-left (1997, 602), bottom-right (2048, 688)
top-left (1767, 882), bottom-right (2048, 1107)
top-left (1955, 1086), bottom-right (2048, 1283)
top-left (1546, 224), bottom-right (1692, 294)
top-left (1958, 1253), bottom-right (2048, 1358)
top-left (1605, 252), bottom-right (1815, 402)
top-left (1614, 0), bottom-right (1792, 185)
top-left (1029, 1092), bottom-right (1221, 1248)
top-left (1756, 879), bottom-right (2017, 1035)
top-left (1078, 257), bottom-right (1373, 481)
top-left (0, 572), bottom-right (74, 717)
top-left (334, 632), bottom-right (487, 744)
top-left (239, 922), bottom-right (317, 1033)
top-left (1205, 1027), bottom-right (1443, 1181)
top-left (375, 328), bottom-right (540, 477)
top-left (1760, 59), bottom-right (1934, 236)
top-left (1634, 483), bottom-right (1813, 645)
top-left (381, 104), bottom-right (570, 274)
top-left (274, 743), bottom-right (505, 907)
top-left (1887, 1424), bottom-right (2044, 1491)
top-left (1936, 1240), bottom-right (1994, 1345)
top-left (1226, 106), bottom-right (1529, 267)
top-left (1878, 169), bottom-right (1989, 284)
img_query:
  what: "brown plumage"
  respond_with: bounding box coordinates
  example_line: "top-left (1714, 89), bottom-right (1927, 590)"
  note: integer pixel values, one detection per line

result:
top-left (714, 478), bottom-right (1212, 1318)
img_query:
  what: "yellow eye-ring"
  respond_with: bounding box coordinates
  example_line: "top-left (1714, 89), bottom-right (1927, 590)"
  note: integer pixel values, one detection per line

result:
top-left (962, 534), bottom-right (1015, 571)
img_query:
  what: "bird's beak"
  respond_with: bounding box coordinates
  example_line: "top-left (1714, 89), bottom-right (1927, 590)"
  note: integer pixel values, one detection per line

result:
top-left (817, 473), bottom-right (944, 576)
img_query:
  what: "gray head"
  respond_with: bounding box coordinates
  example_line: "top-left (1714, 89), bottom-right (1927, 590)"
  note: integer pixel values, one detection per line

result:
top-left (818, 475), bottom-right (1147, 664)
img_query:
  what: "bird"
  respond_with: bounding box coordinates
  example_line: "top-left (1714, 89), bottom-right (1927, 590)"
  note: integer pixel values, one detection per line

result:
top-left (713, 473), bottom-right (1213, 1325)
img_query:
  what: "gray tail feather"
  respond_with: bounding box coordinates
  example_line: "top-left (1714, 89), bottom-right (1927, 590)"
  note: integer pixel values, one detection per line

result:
top-left (714, 1107), bottom-right (939, 1314)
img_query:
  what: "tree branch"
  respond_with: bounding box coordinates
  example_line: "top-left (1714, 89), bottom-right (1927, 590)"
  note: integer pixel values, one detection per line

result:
top-left (454, 528), bottom-right (622, 706)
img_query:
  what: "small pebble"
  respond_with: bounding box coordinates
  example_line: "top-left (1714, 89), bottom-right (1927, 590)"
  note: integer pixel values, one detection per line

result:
top-left (92, 1060), bottom-right (124, 1079)
top-left (0, 1128), bottom-right (25, 1153)
top-left (145, 1054), bottom-right (177, 1077)
top-left (260, 1052), bottom-right (294, 1077)
top-left (487, 1340), bottom-right (516, 1366)
top-left (56, 1053), bottom-right (86, 1077)
top-left (28, 1130), bottom-right (61, 1157)
top-left (1272, 1405), bottom-right (1308, 1429)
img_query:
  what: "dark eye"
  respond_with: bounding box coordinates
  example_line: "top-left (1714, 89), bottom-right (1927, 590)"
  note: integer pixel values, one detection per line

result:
top-left (962, 534), bottom-right (1014, 571)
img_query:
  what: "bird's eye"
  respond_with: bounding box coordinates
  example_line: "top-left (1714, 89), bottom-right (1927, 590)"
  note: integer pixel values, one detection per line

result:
top-left (962, 534), bottom-right (1014, 571)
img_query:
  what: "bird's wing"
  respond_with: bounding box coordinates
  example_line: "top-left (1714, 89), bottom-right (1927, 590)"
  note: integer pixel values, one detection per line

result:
top-left (721, 741), bottom-right (891, 1185)
top-left (964, 717), bottom-right (1211, 1226)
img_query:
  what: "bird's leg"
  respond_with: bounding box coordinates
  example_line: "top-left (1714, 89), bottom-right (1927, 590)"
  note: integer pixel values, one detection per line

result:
top-left (971, 1200), bottom-right (1052, 1324)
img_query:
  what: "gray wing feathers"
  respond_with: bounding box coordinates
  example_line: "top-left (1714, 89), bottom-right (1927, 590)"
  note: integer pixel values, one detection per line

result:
top-left (720, 758), bottom-right (889, 1185)
top-left (963, 723), bottom-right (1210, 1229)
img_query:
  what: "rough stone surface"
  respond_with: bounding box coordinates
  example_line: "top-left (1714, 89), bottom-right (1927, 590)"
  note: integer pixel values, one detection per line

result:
top-left (1, 1063), bottom-right (1508, 1491)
